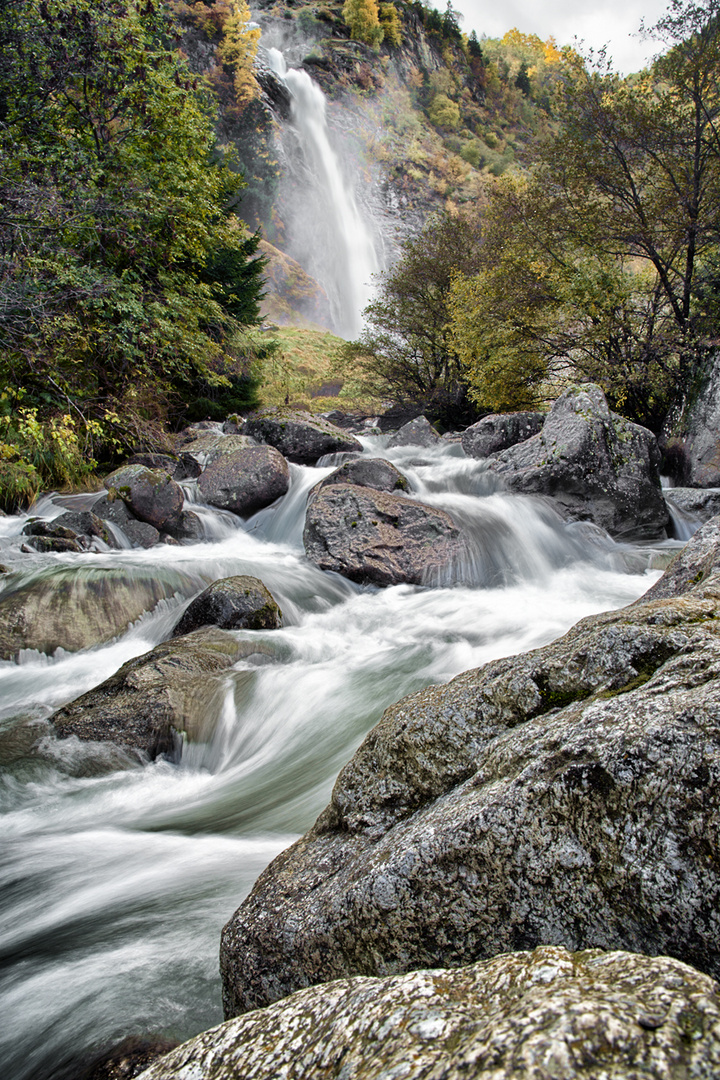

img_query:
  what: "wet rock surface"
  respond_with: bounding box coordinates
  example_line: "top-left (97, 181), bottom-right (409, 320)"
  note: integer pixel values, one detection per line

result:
top-left (312, 457), bottom-right (409, 496)
top-left (220, 520), bottom-right (720, 1016)
top-left (303, 483), bottom-right (462, 586)
top-left (666, 487), bottom-right (720, 522)
top-left (386, 414), bottom-right (440, 448)
top-left (0, 568), bottom-right (183, 659)
top-left (197, 444), bottom-right (290, 516)
top-left (461, 411), bottom-right (545, 459)
top-left (21, 511), bottom-right (118, 553)
top-left (487, 384), bottom-right (669, 540)
top-left (242, 408), bottom-right (362, 464)
top-left (103, 465), bottom-right (184, 534)
top-left (93, 495), bottom-right (161, 548)
top-left (143, 949), bottom-right (720, 1080)
top-left (171, 575), bottom-right (283, 636)
top-left (664, 355), bottom-right (720, 486)
top-left (51, 628), bottom-right (254, 758)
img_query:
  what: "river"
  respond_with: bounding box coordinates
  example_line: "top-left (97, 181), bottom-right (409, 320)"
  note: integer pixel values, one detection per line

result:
top-left (0, 435), bottom-right (680, 1079)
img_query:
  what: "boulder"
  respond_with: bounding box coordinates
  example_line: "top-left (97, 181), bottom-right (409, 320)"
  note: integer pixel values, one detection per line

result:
top-left (665, 487), bottom-right (720, 523)
top-left (0, 567), bottom-right (187, 659)
top-left (92, 495), bottom-right (160, 549)
top-left (242, 408), bottom-right (362, 464)
top-left (103, 465), bottom-right (184, 533)
top-left (142, 949), bottom-right (720, 1080)
top-left (220, 520), bottom-right (720, 1017)
top-left (303, 484), bottom-right (463, 586)
top-left (171, 575), bottom-right (283, 637)
top-left (487, 384), bottom-right (668, 540)
top-left (51, 628), bottom-right (256, 758)
top-left (312, 457), bottom-right (409, 496)
top-left (386, 415), bottom-right (440, 448)
top-left (197, 445), bottom-right (290, 516)
top-left (21, 511), bottom-right (118, 553)
top-left (461, 411), bottom-right (545, 459)
top-left (124, 452), bottom-right (197, 481)
top-left (663, 354), bottom-right (720, 485)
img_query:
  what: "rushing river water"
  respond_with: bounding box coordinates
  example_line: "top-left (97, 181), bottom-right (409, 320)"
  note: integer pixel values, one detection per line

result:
top-left (0, 436), bottom-right (683, 1079)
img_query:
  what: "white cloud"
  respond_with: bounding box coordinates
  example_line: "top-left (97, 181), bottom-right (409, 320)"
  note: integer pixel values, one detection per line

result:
top-left (458, 0), bottom-right (671, 74)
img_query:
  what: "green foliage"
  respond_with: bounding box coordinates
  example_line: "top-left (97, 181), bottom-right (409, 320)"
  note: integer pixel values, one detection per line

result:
top-left (378, 2), bottom-right (401, 46)
top-left (342, 0), bottom-right (383, 45)
top-left (429, 93), bottom-right (460, 128)
top-left (0, 0), bottom-right (266, 504)
top-left (342, 212), bottom-right (484, 426)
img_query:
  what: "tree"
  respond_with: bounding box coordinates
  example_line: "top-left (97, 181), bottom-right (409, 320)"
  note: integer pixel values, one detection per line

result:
top-left (450, 0), bottom-right (720, 430)
top-left (342, 213), bottom-right (484, 426)
top-left (342, 0), bottom-right (383, 46)
top-left (0, 0), bottom-right (265, 464)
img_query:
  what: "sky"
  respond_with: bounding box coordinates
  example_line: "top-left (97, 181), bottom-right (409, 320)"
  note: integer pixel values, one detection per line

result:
top-left (459, 0), bottom-right (672, 74)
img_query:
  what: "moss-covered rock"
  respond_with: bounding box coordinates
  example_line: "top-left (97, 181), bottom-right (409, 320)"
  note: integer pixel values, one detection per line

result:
top-left (171, 575), bottom-right (283, 636)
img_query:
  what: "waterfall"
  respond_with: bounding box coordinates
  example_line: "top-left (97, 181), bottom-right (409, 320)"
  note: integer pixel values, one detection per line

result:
top-left (267, 48), bottom-right (378, 338)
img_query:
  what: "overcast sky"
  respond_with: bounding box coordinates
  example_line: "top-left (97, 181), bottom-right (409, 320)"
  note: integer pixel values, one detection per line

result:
top-left (459, 0), bottom-right (671, 74)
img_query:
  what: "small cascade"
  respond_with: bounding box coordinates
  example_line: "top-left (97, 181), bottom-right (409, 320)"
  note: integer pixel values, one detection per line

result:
top-left (266, 47), bottom-right (378, 338)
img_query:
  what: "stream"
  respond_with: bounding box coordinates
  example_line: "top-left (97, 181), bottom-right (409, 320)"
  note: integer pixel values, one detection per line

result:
top-left (0, 436), bottom-right (683, 1079)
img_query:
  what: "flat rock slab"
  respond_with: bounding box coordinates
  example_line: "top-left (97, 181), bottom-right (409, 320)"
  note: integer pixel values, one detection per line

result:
top-left (171, 575), bottom-right (283, 636)
top-left (220, 519), bottom-right (720, 1016)
top-left (144, 949), bottom-right (720, 1080)
top-left (303, 483), bottom-right (463, 586)
top-left (0, 567), bottom-right (188, 659)
top-left (487, 384), bottom-right (668, 540)
top-left (51, 628), bottom-right (255, 758)
top-left (243, 409), bottom-right (362, 464)
top-left (461, 411), bottom-right (545, 458)
top-left (197, 445), bottom-right (290, 516)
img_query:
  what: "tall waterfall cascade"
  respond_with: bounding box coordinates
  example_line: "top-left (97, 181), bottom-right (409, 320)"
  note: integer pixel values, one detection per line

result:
top-left (266, 47), bottom-right (378, 338)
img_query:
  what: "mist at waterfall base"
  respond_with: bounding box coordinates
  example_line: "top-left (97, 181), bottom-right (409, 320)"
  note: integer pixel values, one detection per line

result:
top-left (265, 46), bottom-right (378, 339)
top-left (0, 437), bottom-right (681, 1080)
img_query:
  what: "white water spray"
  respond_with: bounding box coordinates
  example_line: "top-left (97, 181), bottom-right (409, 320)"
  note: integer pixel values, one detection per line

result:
top-left (267, 48), bottom-right (378, 338)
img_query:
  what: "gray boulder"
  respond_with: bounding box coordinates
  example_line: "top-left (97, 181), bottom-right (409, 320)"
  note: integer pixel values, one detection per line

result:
top-left (0, 567), bottom-right (186, 659)
top-left (243, 408), bottom-right (362, 464)
top-left (666, 487), bottom-right (720, 522)
top-left (220, 519), bottom-right (720, 1017)
top-left (303, 484), bottom-right (463, 586)
top-left (386, 415), bottom-right (440, 448)
top-left (142, 949), bottom-right (720, 1080)
top-left (664, 354), bottom-right (720, 485)
top-left (51, 629), bottom-right (255, 758)
top-left (487, 384), bottom-right (668, 540)
top-left (21, 511), bottom-right (118, 554)
top-left (93, 494), bottom-right (161, 548)
top-left (312, 457), bottom-right (409, 496)
top-left (197, 445), bottom-right (290, 516)
top-left (171, 575), bottom-right (282, 637)
top-left (461, 411), bottom-right (545, 458)
top-left (103, 465), bottom-right (184, 533)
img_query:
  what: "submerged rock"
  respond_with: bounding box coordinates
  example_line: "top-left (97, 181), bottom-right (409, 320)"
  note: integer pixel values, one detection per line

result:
top-left (386, 414), bottom-right (440, 448)
top-left (487, 384), bottom-right (668, 540)
top-left (197, 444), bottom-right (290, 516)
top-left (461, 411), bottom-right (545, 459)
top-left (220, 519), bottom-right (720, 1016)
top-left (146, 949), bottom-right (720, 1080)
top-left (242, 408), bottom-right (362, 464)
top-left (171, 575), bottom-right (283, 636)
top-left (303, 483), bottom-right (462, 586)
top-left (103, 465), bottom-right (184, 533)
top-left (0, 568), bottom-right (185, 659)
top-left (51, 628), bottom-right (254, 758)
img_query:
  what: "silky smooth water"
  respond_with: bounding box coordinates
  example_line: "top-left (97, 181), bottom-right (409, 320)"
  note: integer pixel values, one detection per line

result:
top-left (0, 438), bottom-right (678, 1078)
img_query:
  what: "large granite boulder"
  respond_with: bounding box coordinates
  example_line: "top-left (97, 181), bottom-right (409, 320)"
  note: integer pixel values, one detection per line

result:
top-left (197, 445), bottom-right (290, 516)
top-left (103, 465), bottom-right (184, 533)
top-left (51, 629), bottom-right (256, 758)
top-left (303, 484), bottom-right (463, 586)
top-left (312, 457), bottom-right (409, 496)
top-left (487, 384), bottom-right (668, 540)
top-left (663, 353), bottom-right (720, 485)
top-left (0, 567), bottom-right (187, 659)
top-left (143, 948), bottom-right (720, 1080)
top-left (386, 415), bottom-right (440, 449)
top-left (461, 411), bottom-right (545, 458)
top-left (220, 519), bottom-right (720, 1017)
top-left (171, 575), bottom-right (283, 637)
top-left (242, 408), bottom-right (362, 464)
